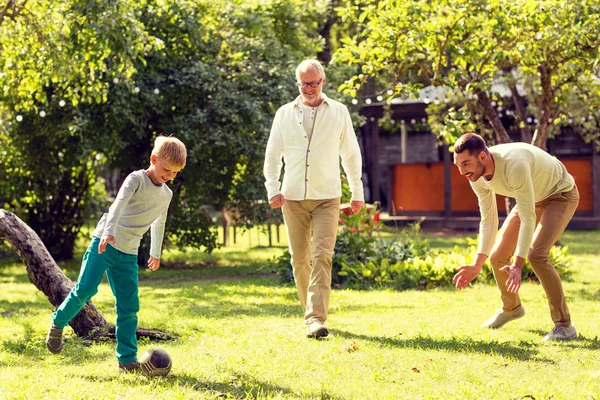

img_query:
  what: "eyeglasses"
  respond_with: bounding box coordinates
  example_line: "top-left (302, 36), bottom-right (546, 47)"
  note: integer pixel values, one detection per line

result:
top-left (297, 78), bottom-right (323, 89)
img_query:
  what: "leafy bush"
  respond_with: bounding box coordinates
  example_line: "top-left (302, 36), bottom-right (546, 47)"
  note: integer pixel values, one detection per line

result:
top-left (475, 237), bottom-right (574, 283)
top-left (273, 207), bottom-right (574, 290)
top-left (274, 205), bottom-right (431, 288)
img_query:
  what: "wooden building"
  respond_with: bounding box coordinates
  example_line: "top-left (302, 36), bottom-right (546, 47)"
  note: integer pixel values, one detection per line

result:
top-left (359, 102), bottom-right (600, 230)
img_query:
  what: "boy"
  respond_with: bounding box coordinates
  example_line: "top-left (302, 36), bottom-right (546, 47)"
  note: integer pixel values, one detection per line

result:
top-left (46, 136), bottom-right (186, 373)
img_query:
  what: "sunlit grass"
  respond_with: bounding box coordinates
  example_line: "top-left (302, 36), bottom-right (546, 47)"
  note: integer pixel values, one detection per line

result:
top-left (0, 230), bottom-right (598, 399)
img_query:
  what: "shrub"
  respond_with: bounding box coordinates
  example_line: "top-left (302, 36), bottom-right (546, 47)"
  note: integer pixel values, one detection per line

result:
top-left (272, 207), bottom-right (574, 290)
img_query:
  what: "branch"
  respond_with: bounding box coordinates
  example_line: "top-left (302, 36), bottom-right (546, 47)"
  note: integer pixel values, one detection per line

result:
top-left (0, 0), bottom-right (27, 27)
top-left (547, 41), bottom-right (600, 75)
top-left (416, 61), bottom-right (433, 85)
top-left (509, 84), bottom-right (532, 143)
top-left (474, 88), bottom-right (512, 144)
top-left (532, 63), bottom-right (553, 150)
top-left (433, 14), bottom-right (466, 83)
top-left (552, 74), bottom-right (579, 92)
top-left (475, 35), bottom-right (520, 82)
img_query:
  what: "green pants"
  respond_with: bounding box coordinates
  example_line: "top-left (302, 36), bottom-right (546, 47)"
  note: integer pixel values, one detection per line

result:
top-left (52, 236), bottom-right (140, 364)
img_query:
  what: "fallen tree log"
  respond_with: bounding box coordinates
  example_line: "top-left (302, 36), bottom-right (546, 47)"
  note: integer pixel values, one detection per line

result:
top-left (0, 210), bottom-right (173, 341)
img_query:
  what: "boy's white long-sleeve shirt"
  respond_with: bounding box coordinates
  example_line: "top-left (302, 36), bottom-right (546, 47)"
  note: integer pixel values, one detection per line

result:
top-left (92, 170), bottom-right (172, 259)
top-left (470, 143), bottom-right (575, 259)
top-left (263, 93), bottom-right (364, 202)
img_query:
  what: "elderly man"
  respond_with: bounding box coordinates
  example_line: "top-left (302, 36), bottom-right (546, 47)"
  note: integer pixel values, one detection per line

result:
top-left (452, 133), bottom-right (579, 341)
top-left (263, 59), bottom-right (365, 338)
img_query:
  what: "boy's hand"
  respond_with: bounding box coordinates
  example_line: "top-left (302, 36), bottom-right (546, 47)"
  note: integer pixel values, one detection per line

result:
top-left (98, 235), bottom-right (116, 254)
top-left (148, 256), bottom-right (160, 271)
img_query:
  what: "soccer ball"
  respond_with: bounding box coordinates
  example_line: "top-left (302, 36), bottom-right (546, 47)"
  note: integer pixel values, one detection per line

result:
top-left (139, 348), bottom-right (172, 377)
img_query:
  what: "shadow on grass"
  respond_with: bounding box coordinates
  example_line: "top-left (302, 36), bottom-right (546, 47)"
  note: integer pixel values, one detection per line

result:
top-left (76, 370), bottom-right (342, 399)
top-left (572, 288), bottom-right (600, 301)
top-left (528, 329), bottom-right (600, 350)
top-left (334, 329), bottom-right (552, 362)
top-left (171, 283), bottom-right (415, 319)
top-left (0, 299), bottom-right (50, 317)
top-left (561, 334), bottom-right (600, 350)
top-left (184, 300), bottom-right (301, 319)
top-left (3, 336), bottom-right (110, 364)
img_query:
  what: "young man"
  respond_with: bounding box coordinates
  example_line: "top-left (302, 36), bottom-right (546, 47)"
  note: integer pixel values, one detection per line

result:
top-left (46, 136), bottom-right (186, 373)
top-left (451, 133), bottom-right (579, 341)
top-left (263, 60), bottom-right (365, 338)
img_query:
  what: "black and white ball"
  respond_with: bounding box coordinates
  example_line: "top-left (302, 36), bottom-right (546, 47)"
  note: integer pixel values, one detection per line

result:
top-left (140, 348), bottom-right (172, 377)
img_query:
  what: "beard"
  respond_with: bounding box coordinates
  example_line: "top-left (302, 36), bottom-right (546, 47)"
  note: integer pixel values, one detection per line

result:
top-left (466, 161), bottom-right (486, 182)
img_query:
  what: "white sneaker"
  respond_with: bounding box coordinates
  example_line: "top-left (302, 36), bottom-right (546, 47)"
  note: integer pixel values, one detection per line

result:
top-left (542, 325), bottom-right (577, 341)
top-left (306, 321), bottom-right (329, 339)
top-left (481, 306), bottom-right (525, 329)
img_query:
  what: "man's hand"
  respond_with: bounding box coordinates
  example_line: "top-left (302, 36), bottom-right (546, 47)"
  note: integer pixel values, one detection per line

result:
top-left (269, 194), bottom-right (285, 209)
top-left (148, 257), bottom-right (161, 271)
top-left (499, 264), bottom-right (522, 293)
top-left (98, 234), bottom-right (116, 254)
top-left (350, 200), bottom-right (365, 215)
top-left (452, 264), bottom-right (482, 290)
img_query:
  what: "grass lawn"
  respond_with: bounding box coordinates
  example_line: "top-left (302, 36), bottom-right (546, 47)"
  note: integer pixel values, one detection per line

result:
top-left (0, 228), bottom-right (599, 399)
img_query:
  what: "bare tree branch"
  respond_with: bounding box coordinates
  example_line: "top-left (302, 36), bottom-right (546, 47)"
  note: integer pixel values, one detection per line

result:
top-left (0, 0), bottom-right (28, 27)
top-left (509, 84), bottom-right (532, 143)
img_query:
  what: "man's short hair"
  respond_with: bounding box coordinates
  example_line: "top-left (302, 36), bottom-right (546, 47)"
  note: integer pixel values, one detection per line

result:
top-left (295, 60), bottom-right (326, 81)
top-left (454, 133), bottom-right (488, 155)
top-left (152, 136), bottom-right (187, 168)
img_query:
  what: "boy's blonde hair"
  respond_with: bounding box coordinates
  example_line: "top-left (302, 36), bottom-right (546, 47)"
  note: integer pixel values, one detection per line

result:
top-left (152, 136), bottom-right (187, 168)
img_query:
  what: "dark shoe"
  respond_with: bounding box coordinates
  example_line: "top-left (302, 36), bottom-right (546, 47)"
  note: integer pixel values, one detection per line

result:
top-left (46, 323), bottom-right (64, 354)
top-left (118, 360), bottom-right (144, 374)
top-left (306, 321), bottom-right (329, 339)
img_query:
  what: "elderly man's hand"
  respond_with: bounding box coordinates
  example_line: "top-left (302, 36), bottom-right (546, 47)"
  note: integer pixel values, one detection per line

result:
top-left (269, 194), bottom-right (285, 209)
top-left (350, 200), bottom-right (365, 215)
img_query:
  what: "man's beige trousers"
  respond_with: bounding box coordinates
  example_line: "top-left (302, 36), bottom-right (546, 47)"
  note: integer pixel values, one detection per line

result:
top-left (489, 186), bottom-right (579, 327)
top-left (282, 198), bottom-right (340, 324)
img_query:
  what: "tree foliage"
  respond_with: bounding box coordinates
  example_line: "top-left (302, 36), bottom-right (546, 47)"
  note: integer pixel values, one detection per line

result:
top-left (1, 0), bottom-right (322, 259)
top-left (334, 0), bottom-right (600, 149)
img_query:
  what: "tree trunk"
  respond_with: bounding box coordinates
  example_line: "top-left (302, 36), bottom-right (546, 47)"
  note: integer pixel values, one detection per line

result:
top-left (0, 210), bottom-right (173, 341)
top-left (509, 84), bottom-right (533, 143)
top-left (532, 63), bottom-right (552, 150)
top-left (474, 88), bottom-right (512, 144)
top-left (316, 0), bottom-right (340, 65)
top-left (473, 89), bottom-right (515, 212)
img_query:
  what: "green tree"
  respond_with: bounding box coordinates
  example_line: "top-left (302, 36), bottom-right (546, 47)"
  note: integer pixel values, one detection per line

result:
top-left (0, 0), bottom-right (151, 259)
top-left (334, 0), bottom-right (600, 149)
top-left (80, 0), bottom-right (320, 256)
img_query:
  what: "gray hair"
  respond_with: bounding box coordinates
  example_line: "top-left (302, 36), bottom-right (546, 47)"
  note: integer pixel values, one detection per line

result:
top-left (295, 60), bottom-right (326, 82)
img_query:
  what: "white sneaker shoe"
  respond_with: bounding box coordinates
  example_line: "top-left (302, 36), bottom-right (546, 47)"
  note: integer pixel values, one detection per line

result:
top-left (542, 325), bottom-right (577, 341)
top-left (481, 306), bottom-right (526, 329)
top-left (306, 321), bottom-right (329, 339)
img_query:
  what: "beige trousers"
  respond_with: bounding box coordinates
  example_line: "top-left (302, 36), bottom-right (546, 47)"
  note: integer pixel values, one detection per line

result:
top-left (489, 186), bottom-right (579, 327)
top-left (282, 198), bottom-right (340, 324)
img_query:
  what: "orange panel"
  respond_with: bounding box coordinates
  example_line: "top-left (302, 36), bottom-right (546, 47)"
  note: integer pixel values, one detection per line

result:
top-left (392, 163), bottom-right (445, 211)
top-left (450, 166), bottom-right (478, 211)
top-left (450, 166), bottom-right (506, 212)
top-left (562, 158), bottom-right (592, 211)
top-left (392, 157), bottom-right (592, 213)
